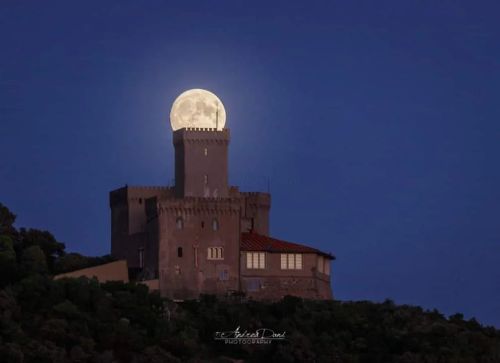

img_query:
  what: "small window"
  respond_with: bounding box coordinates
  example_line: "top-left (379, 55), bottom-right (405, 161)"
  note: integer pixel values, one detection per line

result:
top-left (317, 256), bottom-right (324, 273)
top-left (212, 218), bottom-right (219, 231)
top-left (138, 198), bottom-right (143, 204)
top-left (204, 148), bottom-right (208, 156)
top-left (246, 278), bottom-right (261, 292)
top-left (246, 252), bottom-right (265, 269)
top-left (176, 217), bottom-right (183, 230)
top-left (138, 247), bottom-right (144, 269)
top-left (204, 175), bottom-right (208, 185)
top-left (207, 247), bottom-right (224, 260)
top-left (219, 269), bottom-right (229, 281)
top-left (201, 221), bottom-right (205, 228)
top-left (177, 247), bottom-right (183, 258)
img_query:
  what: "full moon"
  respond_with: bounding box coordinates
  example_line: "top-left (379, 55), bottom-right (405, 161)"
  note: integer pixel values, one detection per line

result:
top-left (170, 89), bottom-right (226, 131)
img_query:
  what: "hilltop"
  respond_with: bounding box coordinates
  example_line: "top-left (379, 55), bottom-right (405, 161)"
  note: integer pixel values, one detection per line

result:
top-left (1, 202), bottom-right (499, 362)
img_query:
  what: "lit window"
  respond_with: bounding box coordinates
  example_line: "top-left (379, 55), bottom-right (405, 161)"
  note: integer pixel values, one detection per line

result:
top-left (324, 259), bottom-right (330, 275)
top-left (176, 217), bottom-right (183, 230)
top-left (212, 218), bottom-right (219, 231)
top-left (246, 252), bottom-right (265, 269)
top-left (281, 254), bottom-right (287, 269)
top-left (207, 247), bottom-right (224, 260)
top-left (317, 256), bottom-right (324, 273)
top-left (280, 253), bottom-right (303, 270)
top-left (295, 254), bottom-right (302, 269)
top-left (204, 148), bottom-right (208, 156)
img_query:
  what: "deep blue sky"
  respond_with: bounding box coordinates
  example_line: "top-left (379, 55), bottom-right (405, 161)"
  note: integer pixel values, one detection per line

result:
top-left (1, 1), bottom-right (500, 326)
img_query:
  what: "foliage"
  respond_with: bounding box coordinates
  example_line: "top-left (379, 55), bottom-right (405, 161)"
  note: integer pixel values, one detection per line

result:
top-left (0, 203), bottom-right (499, 362)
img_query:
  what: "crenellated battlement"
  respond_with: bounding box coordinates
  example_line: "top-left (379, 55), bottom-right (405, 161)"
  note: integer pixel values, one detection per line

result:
top-left (173, 127), bottom-right (230, 145)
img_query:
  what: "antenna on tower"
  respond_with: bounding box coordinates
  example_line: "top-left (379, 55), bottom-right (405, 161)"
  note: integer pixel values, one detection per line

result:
top-left (216, 102), bottom-right (219, 130)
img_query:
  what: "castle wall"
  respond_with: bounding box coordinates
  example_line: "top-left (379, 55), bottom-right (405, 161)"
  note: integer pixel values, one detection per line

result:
top-left (109, 186), bottom-right (172, 269)
top-left (157, 197), bottom-right (241, 299)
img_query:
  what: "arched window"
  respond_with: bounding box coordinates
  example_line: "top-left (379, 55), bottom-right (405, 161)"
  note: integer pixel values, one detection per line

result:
top-left (176, 217), bottom-right (183, 230)
top-left (212, 218), bottom-right (219, 231)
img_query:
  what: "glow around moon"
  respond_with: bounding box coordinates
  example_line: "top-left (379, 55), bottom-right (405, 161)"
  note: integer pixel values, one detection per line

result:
top-left (170, 89), bottom-right (226, 131)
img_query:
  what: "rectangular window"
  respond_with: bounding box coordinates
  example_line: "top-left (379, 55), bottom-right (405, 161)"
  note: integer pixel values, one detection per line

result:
top-left (295, 254), bottom-right (302, 269)
top-left (259, 252), bottom-right (265, 269)
top-left (138, 248), bottom-right (144, 269)
top-left (281, 254), bottom-right (287, 269)
top-left (207, 247), bottom-right (224, 260)
top-left (324, 259), bottom-right (330, 275)
top-left (219, 269), bottom-right (229, 281)
top-left (246, 252), bottom-right (266, 269)
top-left (281, 253), bottom-right (303, 270)
top-left (246, 278), bottom-right (261, 292)
top-left (317, 256), bottom-right (324, 273)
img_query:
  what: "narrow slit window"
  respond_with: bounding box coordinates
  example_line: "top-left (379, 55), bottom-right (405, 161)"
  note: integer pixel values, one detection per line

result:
top-left (176, 217), bottom-right (183, 230)
top-left (177, 247), bottom-right (183, 258)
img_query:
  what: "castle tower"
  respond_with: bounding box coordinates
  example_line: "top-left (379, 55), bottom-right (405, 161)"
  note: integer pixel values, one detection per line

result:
top-left (173, 128), bottom-right (230, 198)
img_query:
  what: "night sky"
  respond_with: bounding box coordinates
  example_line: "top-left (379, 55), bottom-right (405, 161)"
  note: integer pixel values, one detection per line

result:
top-left (1, 1), bottom-right (500, 326)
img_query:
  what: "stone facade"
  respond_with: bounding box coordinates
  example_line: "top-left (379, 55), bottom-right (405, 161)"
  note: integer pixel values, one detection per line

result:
top-left (110, 127), bottom-right (334, 300)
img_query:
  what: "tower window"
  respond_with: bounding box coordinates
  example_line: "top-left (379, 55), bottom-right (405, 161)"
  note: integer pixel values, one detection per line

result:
top-left (204, 148), bottom-right (208, 156)
top-left (207, 247), bottom-right (224, 260)
top-left (201, 221), bottom-right (205, 228)
top-left (176, 217), bottom-right (183, 230)
top-left (138, 247), bottom-right (144, 269)
top-left (204, 174), bottom-right (208, 185)
top-left (177, 247), bottom-right (183, 258)
top-left (212, 218), bottom-right (219, 231)
top-left (138, 198), bottom-right (143, 204)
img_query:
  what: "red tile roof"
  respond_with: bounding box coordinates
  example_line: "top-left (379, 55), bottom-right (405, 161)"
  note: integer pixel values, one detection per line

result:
top-left (241, 232), bottom-right (335, 259)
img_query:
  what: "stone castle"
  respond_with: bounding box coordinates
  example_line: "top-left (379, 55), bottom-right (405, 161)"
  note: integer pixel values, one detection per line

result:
top-left (109, 122), bottom-right (334, 300)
